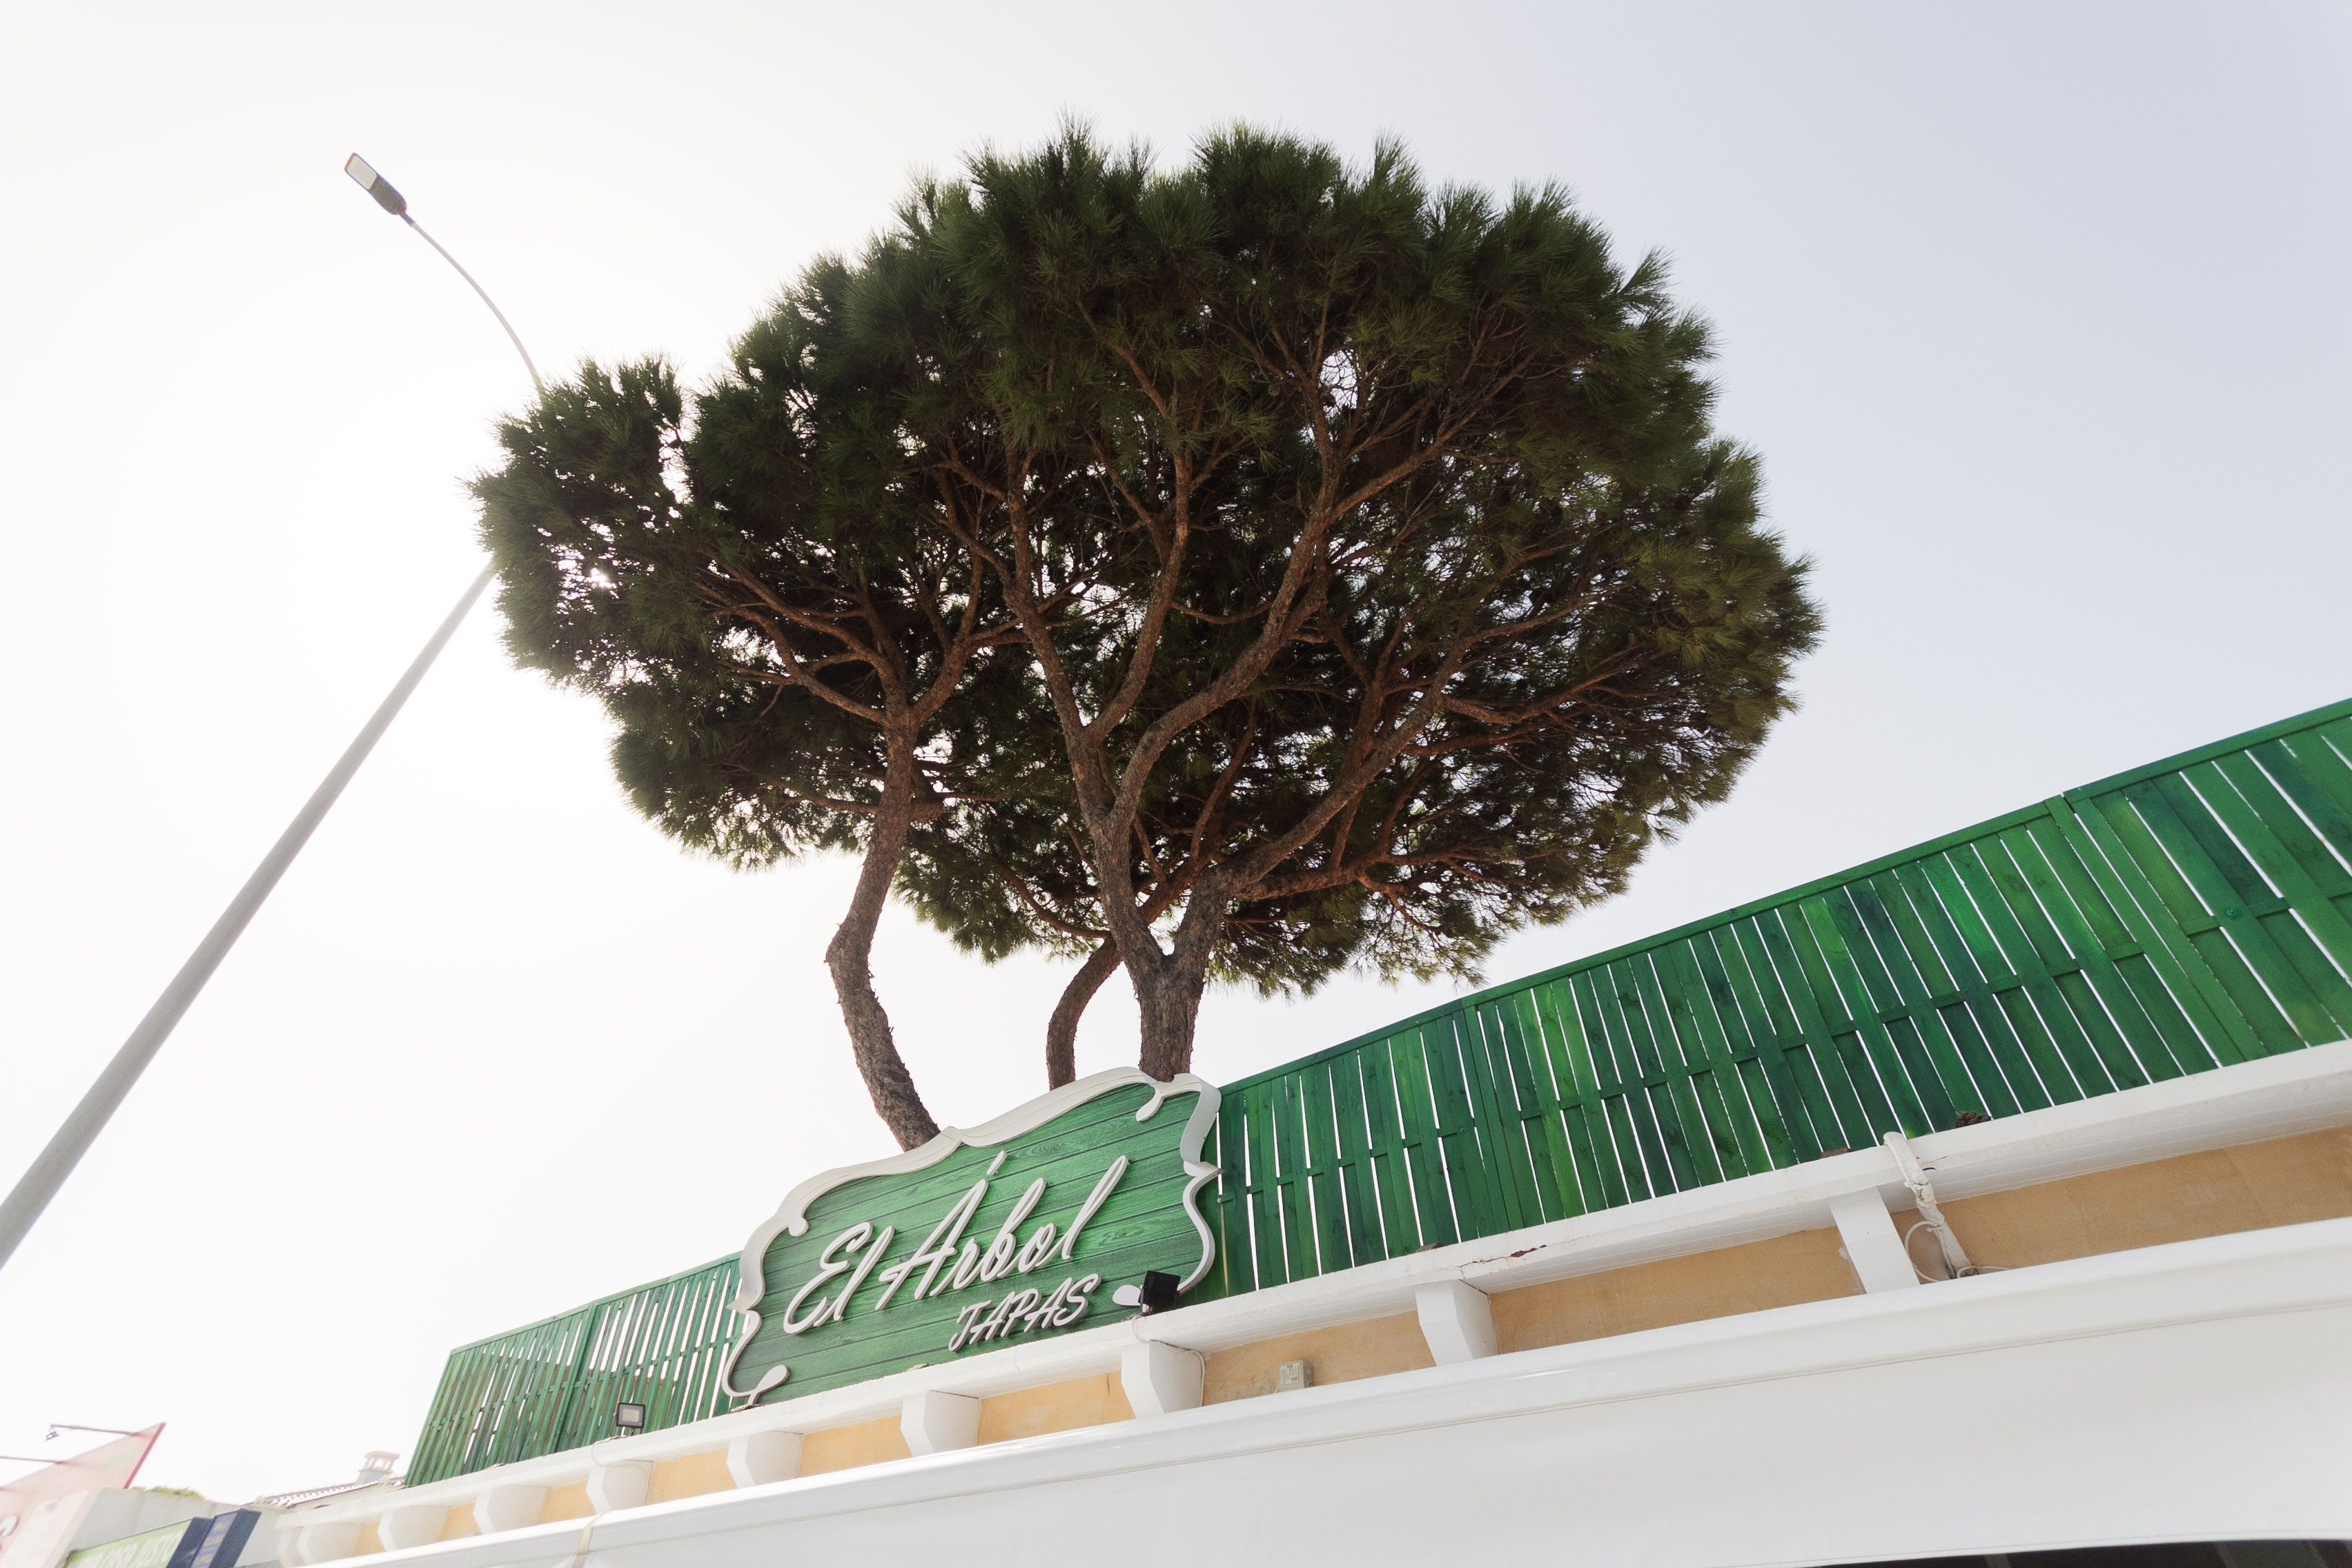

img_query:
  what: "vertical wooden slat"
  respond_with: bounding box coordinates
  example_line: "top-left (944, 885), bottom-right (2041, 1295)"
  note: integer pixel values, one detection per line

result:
top-left (1355, 1040), bottom-right (1420, 1258)
top-left (1388, 1030), bottom-right (1457, 1248)
top-left (1538, 977), bottom-right (1623, 1211)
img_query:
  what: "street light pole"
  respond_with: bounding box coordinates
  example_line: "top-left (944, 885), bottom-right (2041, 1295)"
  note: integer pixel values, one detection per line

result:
top-left (0, 157), bottom-right (545, 1275)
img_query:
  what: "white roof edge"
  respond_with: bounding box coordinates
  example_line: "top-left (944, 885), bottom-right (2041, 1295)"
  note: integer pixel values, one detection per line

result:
top-left (326, 1213), bottom-right (2352, 1562)
top-left (321, 1037), bottom-right (2352, 1521)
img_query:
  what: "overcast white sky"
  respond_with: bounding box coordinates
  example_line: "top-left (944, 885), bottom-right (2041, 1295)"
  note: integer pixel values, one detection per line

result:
top-left (1, 0), bottom-right (2346, 1505)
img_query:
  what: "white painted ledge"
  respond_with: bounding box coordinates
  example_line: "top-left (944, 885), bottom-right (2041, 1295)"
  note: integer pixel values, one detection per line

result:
top-left (293, 1039), bottom-right (2352, 1537)
top-left (318, 1217), bottom-right (2352, 1566)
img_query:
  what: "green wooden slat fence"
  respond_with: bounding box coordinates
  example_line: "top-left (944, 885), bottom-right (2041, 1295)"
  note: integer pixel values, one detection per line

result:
top-left (404, 697), bottom-right (2352, 1484)
top-left (406, 1257), bottom-right (741, 1486)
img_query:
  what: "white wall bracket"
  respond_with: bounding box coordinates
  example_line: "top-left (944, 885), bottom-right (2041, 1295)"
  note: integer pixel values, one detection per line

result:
top-left (900, 1389), bottom-right (980, 1456)
top-left (726, 1430), bottom-right (804, 1487)
top-left (473, 1482), bottom-right (547, 1534)
top-left (586, 1460), bottom-right (651, 1513)
top-left (292, 1521), bottom-right (358, 1565)
top-left (1829, 1187), bottom-right (1919, 1293)
top-left (1120, 1340), bottom-right (1206, 1417)
top-left (375, 1505), bottom-right (450, 1551)
top-left (1414, 1279), bottom-right (1498, 1364)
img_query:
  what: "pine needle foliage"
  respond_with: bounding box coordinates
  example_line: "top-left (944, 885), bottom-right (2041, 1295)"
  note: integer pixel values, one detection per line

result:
top-left (476, 121), bottom-right (1822, 1113)
top-left (851, 125), bottom-right (1823, 1078)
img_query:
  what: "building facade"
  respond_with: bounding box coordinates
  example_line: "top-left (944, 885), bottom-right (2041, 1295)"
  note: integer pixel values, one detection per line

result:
top-left (275, 699), bottom-right (2352, 1565)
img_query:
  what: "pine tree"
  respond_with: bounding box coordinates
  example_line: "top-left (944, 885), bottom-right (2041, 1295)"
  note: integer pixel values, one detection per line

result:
top-left (853, 126), bottom-right (1823, 1078)
top-left (478, 124), bottom-right (1823, 1121)
top-left (473, 264), bottom-right (1027, 1150)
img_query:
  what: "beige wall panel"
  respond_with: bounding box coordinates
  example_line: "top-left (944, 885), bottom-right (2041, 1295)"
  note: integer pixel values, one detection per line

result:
top-left (801, 1415), bottom-right (912, 1476)
top-left (977, 1371), bottom-right (1133, 1444)
top-left (352, 1521), bottom-right (383, 1556)
top-left (436, 1503), bottom-right (476, 1540)
top-left (1490, 1226), bottom-right (1860, 1355)
top-left (1934, 1126), bottom-right (2352, 1269)
top-left (537, 1482), bottom-right (591, 1523)
top-left (649, 1449), bottom-right (736, 1502)
top-left (1204, 1310), bottom-right (1433, 1404)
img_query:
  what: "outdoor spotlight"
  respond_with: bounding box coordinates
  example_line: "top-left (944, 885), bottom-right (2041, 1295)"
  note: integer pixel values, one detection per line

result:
top-left (1113, 1270), bottom-right (1184, 1316)
top-left (1139, 1270), bottom-right (1180, 1312)
top-left (344, 153), bottom-right (409, 217)
top-left (612, 1402), bottom-right (647, 1433)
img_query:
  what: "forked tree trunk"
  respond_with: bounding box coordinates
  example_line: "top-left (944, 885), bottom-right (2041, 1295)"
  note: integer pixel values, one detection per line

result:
top-left (1044, 939), bottom-right (1121, 1089)
top-left (1128, 906), bottom-right (1223, 1082)
top-left (1131, 963), bottom-right (1211, 1081)
top-left (825, 743), bottom-right (939, 1150)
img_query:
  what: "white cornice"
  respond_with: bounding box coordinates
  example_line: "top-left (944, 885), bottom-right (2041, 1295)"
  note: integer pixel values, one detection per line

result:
top-left (324, 1215), bottom-right (2352, 1563)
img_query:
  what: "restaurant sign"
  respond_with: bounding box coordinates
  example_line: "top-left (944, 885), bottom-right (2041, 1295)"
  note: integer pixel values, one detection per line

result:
top-left (719, 1068), bottom-right (1220, 1405)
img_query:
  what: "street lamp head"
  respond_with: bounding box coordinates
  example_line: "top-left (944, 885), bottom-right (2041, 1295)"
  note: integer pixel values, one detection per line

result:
top-left (344, 154), bottom-right (408, 217)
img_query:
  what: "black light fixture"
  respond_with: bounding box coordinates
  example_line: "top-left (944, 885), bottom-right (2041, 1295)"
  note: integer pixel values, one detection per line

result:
top-left (612, 1401), bottom-right (647, 1433)
top-left (1113, 1270), bottom-right (1184, 1315)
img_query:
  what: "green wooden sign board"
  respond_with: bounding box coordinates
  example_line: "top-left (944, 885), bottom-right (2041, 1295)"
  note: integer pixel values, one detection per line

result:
top-left (718, 1069), bottom-right (1221, 1405)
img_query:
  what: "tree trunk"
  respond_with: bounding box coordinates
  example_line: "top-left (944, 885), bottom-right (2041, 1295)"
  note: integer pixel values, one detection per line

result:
top-left (1128, 902), bottom-right (1222, 1081)
top-left (825, 742), bottom-right (939, 1150)
top-left (1130, 961), bottom-right (1211, 1081)
top-left (1045, 939), bottom-right (1120, 1089)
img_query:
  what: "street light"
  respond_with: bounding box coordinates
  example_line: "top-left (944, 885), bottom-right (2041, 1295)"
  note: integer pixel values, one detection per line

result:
top-left (0, 157), bottom-right (545, 1275)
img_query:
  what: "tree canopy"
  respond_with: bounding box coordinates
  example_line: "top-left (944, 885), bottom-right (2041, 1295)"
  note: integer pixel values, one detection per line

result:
top-left (475, 124), bottom-right (1821, 1141)
top-left (855, 127), bottom-right (1822, 1077)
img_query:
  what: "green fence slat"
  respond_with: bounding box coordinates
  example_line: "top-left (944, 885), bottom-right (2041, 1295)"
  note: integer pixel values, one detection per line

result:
top-left (1209, 1118), bottom-right (1254, 1299)
top-left (2257, 732), bottom-right (2352, 870)
top-left (1352, 1039), bottom-right (1420, 1259)
top-left (1629, 952), bottom-right (1736, 1184)
top-left (1569, 969), bottom-right (1654, 1202)
top-left (1324, 1050), bottom-right (1384, 1268)
top-left (1419, 1017), bottom-right (1505, 1237)
top-left (2202, 755), bottom-right (2352, 981)
top-left (1242, 1080), bottom-right (1286, 1286)
top-left (1539, 977), bottom-right (1625, 1211)
top-left (1946, 840), bottom-right (2117, 1098)
top-left (1387, 1028), bottom-right (1458, 1247)
top-left (1982, 827), bottom-right (2151, 1092)
top-left (1656, 939), bottom-right (1774, 1177)
top-left (1872, 865), bottom-right (2029, 1117)
top-left (2133, 777), bottom-right (2347, 1044)
top-left (1825, 884), bottom-right (1966, 1127)
top-left (1489, 990), bottom-right (1573, 1222)
top-left (1580, 966), bottom-right (1675, 1195)
top-left (1772, 903), bottom-right (1903, 1141)
top-left (1721, 919), bottom-right (1845, 1154)
top-left (1687, 929), bottom-right (1810, 1164)
top-left (2060, 793), bottom-right (2253, 1068)
top-left (1459, 1003), bottom-right (1539, 1231)
top-left (1299, 1061), bottom-right (1352, 1275)
top-left (2095, 787), bottom-right (2302, 1055)
top-left (2021, 809), bottom-right (2211, 1081)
